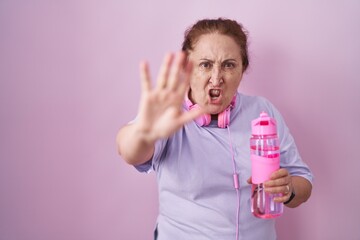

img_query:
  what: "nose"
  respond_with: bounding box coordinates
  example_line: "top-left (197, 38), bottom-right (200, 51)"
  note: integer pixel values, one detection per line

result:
top-left (209, 66), bottom-right (223, 86)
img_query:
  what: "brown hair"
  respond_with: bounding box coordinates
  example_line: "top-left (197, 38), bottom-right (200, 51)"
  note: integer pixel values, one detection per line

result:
top-left (182, 18), bottom-right (249, 72)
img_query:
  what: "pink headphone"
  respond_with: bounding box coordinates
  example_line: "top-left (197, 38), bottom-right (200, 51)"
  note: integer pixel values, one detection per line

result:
top-left (185, 94), bottom-right (236, 128)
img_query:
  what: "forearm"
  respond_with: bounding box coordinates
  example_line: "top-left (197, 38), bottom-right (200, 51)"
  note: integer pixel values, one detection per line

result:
top-left (286, 176), bottom-right (312, 208)
top-left (116, 123), bottom-right (155, 166)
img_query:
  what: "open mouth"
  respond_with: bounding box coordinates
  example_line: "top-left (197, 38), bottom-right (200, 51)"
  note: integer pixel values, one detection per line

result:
top-left (209, 89), bottom-right (221, 99)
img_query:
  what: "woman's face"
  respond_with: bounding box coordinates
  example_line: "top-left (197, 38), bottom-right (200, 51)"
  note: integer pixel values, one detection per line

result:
top-left (188, 33), bottom-right (243, 115)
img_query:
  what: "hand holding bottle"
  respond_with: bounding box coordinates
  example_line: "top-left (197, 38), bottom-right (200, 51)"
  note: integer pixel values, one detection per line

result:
top-left (264, 168), bottom-right (293, 203)
top-left (247, 168), bottom-right (293, 203)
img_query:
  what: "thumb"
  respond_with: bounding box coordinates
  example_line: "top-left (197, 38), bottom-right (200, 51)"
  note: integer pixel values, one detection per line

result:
top-left (247, 177), bottom-right (252, 184)
top-left (179, 107), bottom-right (205, 125)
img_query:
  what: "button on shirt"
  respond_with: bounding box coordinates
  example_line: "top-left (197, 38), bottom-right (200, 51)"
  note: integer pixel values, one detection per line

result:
top-left (135, 92), bottom-right (313, 240)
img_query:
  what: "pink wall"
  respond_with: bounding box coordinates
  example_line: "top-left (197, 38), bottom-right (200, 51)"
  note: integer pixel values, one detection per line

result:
top-left (1, 1), bottom-right (359, 239)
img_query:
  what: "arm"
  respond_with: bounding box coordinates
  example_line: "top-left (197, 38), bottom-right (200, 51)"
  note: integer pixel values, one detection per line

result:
top-left (116, 52), bottom-right (203, 166)
top-left (116, 123), bottom-right (156, 166)
top-left (284, 175), bottom-right (312, 208)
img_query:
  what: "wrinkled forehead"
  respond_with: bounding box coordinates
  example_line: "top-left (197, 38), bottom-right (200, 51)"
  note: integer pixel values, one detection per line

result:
top-left (188, 33), bottom-right (242, 61)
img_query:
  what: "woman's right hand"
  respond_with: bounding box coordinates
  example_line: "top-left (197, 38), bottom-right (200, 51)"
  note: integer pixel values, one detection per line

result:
top-left (133, 52), bottom-right (204, 144)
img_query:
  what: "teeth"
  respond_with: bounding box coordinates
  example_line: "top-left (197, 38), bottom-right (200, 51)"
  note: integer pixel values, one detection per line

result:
top-left (209, 89), bottom-right (220, 98)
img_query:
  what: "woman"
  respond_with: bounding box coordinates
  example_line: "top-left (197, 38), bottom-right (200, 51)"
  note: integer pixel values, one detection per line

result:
top-left (117, 18), bottom-right (313, 240)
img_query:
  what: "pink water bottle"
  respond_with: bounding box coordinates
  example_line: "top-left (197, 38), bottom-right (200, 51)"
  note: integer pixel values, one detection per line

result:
top-left (250, 111), bottom-right (283, 219)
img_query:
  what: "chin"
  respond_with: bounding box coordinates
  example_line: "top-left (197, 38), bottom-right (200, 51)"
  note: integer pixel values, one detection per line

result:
top-left (207, 105), bottom-right (226, 115)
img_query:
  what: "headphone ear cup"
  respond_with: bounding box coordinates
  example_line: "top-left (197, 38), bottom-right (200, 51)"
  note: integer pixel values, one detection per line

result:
top-left (218, 107), bottom-right (231, 128)
top-left (197, 113), bottom-right (211, 126)
top-left (190, 104), bottom-right (211, 126)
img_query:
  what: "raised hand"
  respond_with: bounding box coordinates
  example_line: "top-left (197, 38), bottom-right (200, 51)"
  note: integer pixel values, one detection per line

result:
top-left (134, 52), bottom-right (204, 144)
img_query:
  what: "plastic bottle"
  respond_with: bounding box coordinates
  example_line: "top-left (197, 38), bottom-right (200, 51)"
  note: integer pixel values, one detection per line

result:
top-left (250, 111), bottom-right (283, 219)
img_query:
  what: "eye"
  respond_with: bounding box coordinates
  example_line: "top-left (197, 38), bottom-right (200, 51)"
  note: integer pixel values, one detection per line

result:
top-left (199, 61), bottom-right (212, 70)
top-left (222, 61), bottom-right (236, 69)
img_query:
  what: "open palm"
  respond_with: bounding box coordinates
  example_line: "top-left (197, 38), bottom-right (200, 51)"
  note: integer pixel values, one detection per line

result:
top-left (135, 52), bottom-right (203, 143)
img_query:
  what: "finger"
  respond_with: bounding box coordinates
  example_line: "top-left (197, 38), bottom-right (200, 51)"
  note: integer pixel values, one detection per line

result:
top-left (140, 61), bottom-right (152, 92)
top-left (269, 168), bottom-right (289, 180)
top-left (273, 192), bottom-right (292, 203)
top-left (247, 177), bottom-right (252, 184)
top-left (265, 177), bottom-right (289, 188)
top-left (265, 185), bottom-right (290, 194)
top-left (177, 107), bottom-right (205, 125)
top-left (265, 170), bottom-right (291, 188)
top-left (156, 53), bottom-right (174, 90)
top-left (167, 51), bottom-right (186, 90)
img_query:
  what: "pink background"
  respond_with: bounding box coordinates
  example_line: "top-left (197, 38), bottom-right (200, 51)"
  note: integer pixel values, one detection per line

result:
top-left (1, 1), bottom-right (359, 239)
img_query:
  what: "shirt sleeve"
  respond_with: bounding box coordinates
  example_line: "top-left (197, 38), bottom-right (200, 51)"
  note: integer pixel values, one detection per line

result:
top-left (134, 137), bottom-right (168, 173)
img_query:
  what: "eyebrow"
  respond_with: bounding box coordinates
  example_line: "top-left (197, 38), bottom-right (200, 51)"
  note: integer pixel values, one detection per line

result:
top-left (199, 58), bottom-right (213, 62)
top-left (199, 58), bottom-right (238, 62)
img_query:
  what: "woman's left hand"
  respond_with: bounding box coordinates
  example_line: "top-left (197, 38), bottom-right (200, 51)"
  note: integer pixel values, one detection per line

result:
top-left (264, 168), bottom-right (293, 203)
